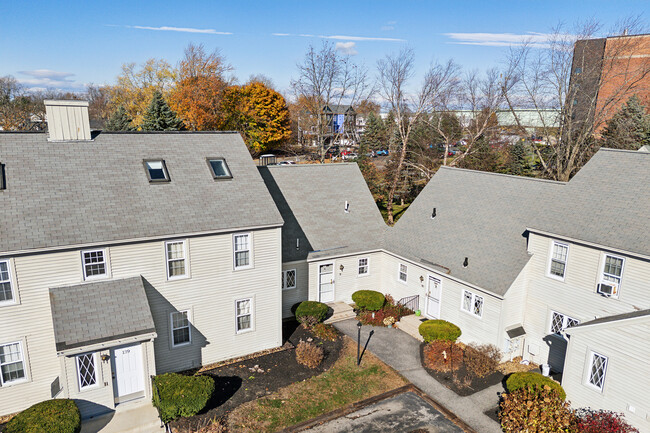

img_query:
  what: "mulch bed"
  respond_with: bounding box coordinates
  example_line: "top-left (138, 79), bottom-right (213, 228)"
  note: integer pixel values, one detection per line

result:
top-left (170, 320), bottom-right (343, 432)
top-left (419, 343), bottom-right (505, 397)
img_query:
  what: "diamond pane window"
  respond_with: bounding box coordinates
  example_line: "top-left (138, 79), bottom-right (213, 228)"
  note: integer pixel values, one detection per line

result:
top-left (144, 160), bottom-right (169, 182)
top-left (171, 311), bottom-right (191, 346)
top-left (282, 269), bottom-right (296, 290)
top-left (358, 258), bottom-right (369, 275)
top-left (234, 234), bottom-right (251, 269)
top-left (82, 250), bottom-right (106, 279)
top-left (549, 242), bottom-right (568, 278)
top-left (166, 241), bottom-right (186, 279)
top-left (550, 311), bottom-right (579, 335)
top-left (0, 261), bottom-right (14, 303)
top-left (76, 353), bottom-right (97, 389)
top-left (399, 264), bottom-right (407, 282)
top-left (236, 299), bottom-right (252, 332)
top-left (473, 295), bottom-right (484, 317)
top-left (0, 342), bottom-right (26, 385)
top-left (461, 290), bottom-right (483, 318)
top-left (588, 352), bottom-right (607, 390)
top-left (207, 158), bottom-right (232, 179)
top-left (462, 291), bottom-right (472, 313)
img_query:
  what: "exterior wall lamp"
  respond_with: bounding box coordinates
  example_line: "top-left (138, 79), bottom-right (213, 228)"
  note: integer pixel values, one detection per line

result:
top-left (101, 354), bottom-right (110, 362)
top-left (339, 264), bottom-right (344, 272)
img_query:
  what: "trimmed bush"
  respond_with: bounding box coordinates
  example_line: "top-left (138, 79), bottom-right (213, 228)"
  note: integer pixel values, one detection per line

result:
top-left (506, 372), bottom-right (566, 401)
top-left (295, 301), bottom-right (329, 327)
top-left (4, 399), bottom-right (81, 433)
top-left (464, 343), bottom-right (501, 378)
top-left (352, 290), bottom-right (385, 311)
top-left (418, 320), bottom-right (462, 343)
top-left (153, 373), bottom-right (215, 423)
top-left (295, 340), bottom-right (324, 369)
top-left (500, 386), bottom-right (576, 432)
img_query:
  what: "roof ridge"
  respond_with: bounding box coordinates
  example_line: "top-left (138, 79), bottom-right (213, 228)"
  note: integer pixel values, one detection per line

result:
top-left (438, 166), bottom-right (566, 185)
top-left (597, 147), bottom-right (650, 155)
top-left (263, 163), bottom-right (358, 168)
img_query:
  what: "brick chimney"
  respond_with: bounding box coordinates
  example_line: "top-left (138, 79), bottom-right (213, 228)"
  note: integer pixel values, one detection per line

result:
top-left (44, 100), bottom-right (91, 141)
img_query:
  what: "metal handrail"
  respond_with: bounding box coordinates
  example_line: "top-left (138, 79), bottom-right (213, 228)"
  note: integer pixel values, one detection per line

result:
top-left (398, 295), bottom-right (419, 313)
top-left (151, 375), bottom-right (172, 433)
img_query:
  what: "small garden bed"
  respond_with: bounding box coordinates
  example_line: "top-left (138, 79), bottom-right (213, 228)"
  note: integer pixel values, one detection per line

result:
top-left (169, 321), bottom-right (342, 432)
top-left (355, 293), bottom-right (413, 327)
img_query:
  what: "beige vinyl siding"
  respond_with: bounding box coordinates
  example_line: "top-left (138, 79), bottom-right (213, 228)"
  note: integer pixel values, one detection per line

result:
top-left (61, 349), bottom-right (113, 418)
top-left (281, 260), bottom-right (309, 318)
top-left (563, 321), bottom-right (650, 432)
top-left (0, 227), bottom-right (282, 416)
top-left (498, 268), bottom-right (530, 357)
top-left (522, 233), bottom-right (650, 368)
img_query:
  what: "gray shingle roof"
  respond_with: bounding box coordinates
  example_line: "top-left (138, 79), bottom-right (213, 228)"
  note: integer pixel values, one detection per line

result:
top-left (258, 163), bottom-right (386, 262)
top-left (387, 167), bottom-right (565, 296)
top-left (0, 132), bottom-right (283, 254)
top-left (49, 276), bottom-right (156, 352)
top-left (569, 308), bottom-right (650, 331)
top-left (532, 148), bottom-right (650, 257)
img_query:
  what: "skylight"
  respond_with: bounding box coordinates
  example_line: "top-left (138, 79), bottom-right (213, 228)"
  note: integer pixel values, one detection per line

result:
top-left (144, 160), bottom-right (170, 182)
top-left (0, 163), bottom-right (5, 190)
top-left (207, 158), bottom-right (232, 180)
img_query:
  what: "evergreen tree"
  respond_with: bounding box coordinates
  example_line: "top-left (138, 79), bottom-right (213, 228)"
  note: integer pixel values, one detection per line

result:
top-left (104, 105), bottom-right (135, 131)
top-left (360, 112), bottom-right (387, 151)
top-left (141, 91), bottom-right (184, 131)
top-left (601, 95), bottom-right (650, 150)
top-left (508, 141), bottom-right (529, 175)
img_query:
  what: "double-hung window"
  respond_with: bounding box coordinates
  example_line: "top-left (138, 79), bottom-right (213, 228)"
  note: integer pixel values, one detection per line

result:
top-left (166, 241), bottom-right (187, 279)
top-left (0, 342), bottom-right (26, 385)
top-left (548, 241), bottom-right (569, 280)
top-left (597, 254), bottom-right (624, 297)
top-left (236, 299), bottom-right (253, 333)
top-left (549, 311), bottom-right (579, 335)
top-left (282, 269), bottom-right (296, 290)
top-left (398, 263), bottom-right (407, 282)
top-left (358, 258), bottom-right (369, 276)
top-left (82, 249), bottom-right (107, 280)
top-left (76, 352), bottom-right (98, 390)
top-left (461, 290), bottom-right (484, 318)
top-left (587, 352), bottom-right (607, 391)
top-left (0, 260), bottom-right (15, 305)
top-left (171, 311), bottom-right (191, 347)
top-left (233, 234), bottom-right (251, 269)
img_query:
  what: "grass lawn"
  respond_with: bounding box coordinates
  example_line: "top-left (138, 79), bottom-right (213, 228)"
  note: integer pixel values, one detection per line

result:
top-left (226, 338), bottom-right (408, 432)
top-left (378, 201), bottom-right (410, 225)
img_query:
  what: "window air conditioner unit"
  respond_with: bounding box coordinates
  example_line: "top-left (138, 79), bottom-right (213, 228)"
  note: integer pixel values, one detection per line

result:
top-left (597, 282), bottom-right (618, 297)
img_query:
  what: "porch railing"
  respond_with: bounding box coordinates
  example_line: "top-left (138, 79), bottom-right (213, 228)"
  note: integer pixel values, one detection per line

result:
top-left (398, 295), bottom-right (419, 313)
top-left (151, 375), bottom-right (172, 433)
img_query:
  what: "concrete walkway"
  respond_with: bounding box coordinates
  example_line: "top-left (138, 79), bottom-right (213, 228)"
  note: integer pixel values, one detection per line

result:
top-left (80, 399), bottom-right (163, 433)
top-left (333, 319), bottom-right (503, 433)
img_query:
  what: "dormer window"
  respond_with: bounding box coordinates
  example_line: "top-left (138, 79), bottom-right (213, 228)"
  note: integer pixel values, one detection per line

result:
top-left (207, 158), bottom-right (232, 180)
top-left (143, 160), bottom-right (170, 182)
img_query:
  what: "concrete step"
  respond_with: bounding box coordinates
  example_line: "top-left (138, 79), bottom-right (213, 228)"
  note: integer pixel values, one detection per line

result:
top-left (397, 314), bottom-right (425, 342)
top-left (80, 400), bottom-right (164, 433)
top-left (324, 302), bottom-right (357, 324)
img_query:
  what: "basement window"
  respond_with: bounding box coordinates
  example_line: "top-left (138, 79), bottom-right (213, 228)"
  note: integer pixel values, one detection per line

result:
top-left (143, 160), bottom-right (170, 182)
top-left (206, 158), bottom-right (232, 180)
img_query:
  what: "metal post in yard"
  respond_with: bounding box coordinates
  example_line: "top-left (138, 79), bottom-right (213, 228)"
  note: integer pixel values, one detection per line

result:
top-left (357, 321), bottom-right (362, 366)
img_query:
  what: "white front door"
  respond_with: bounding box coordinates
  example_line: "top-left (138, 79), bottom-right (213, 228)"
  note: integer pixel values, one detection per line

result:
top-left (425, 276), bottom-right (442, 319)
top-left (111, 343), bottom-right (145, 403)
top-left (319, 263), bottom-right (335, 303)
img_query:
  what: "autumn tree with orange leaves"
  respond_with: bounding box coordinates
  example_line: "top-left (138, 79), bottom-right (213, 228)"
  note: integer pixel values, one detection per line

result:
top-left (222, 81), bottom-right (291, 155)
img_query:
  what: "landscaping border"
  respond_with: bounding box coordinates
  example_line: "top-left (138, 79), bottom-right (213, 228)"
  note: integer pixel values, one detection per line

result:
top-left (277, 384), bottom-right (478, 433)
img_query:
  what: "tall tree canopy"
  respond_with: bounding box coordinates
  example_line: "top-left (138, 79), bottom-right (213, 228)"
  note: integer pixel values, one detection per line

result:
top-left (600, 95), bottom-right (650, 150)
top-left (104, 105), bottom-right (135, 131)
top-left (141, 91), bottom-right (184, 131)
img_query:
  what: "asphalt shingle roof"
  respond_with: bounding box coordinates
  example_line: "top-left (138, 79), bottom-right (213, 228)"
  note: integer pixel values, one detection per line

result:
top-left (49, 276), bottom-right (156, 352)
top-left (532, 148), bottom-right (650, 257)
top-left (0, 132), bottom-right (283, 254)
top-left (569, 308), bottom-right (650, 331)
top-left (258, 163), bottom-right (386, 262)
top-left (387, 167), bottom-right (565, 296)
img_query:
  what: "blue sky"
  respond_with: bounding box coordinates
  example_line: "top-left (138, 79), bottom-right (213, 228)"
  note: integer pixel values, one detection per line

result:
top-left (0, 0), bottom-right (647, 96)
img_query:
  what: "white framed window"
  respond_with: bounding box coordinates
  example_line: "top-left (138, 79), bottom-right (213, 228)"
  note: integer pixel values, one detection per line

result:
top-left (282, 269), bottom-right (296, 290)
top-left (75, 352), bottom-right (98, 390)
top-left (81, 249), bottom-right (107, 280)
top-left (461, 290), bottom-right (484, 318)
top-left (236, 298), bottom-right (253, 333)
top-left (358, 258), bottom-right (369, 276)
top-left (233, 233), bottom-right (252, 270)
top-left (165, 241), bottom-right (187, 280)
top-left (398, 263), bottom-right (407, 282)
top-left (0, 341), bottom-right (26, 385)
top-left (143, 159), bottom-right (170, 182)
top-left (170, 311), bottom-right (191, 347)
top-left (549, 311), bottom-right (579, 335)
top-left (587, 351), bottom-right (607, 391)
top-left (547, 241), bottom-right (569, 280)
top-left (597, 254), bottom-right (624, 298)
top-left (0, 260), bottom-right (15, 306)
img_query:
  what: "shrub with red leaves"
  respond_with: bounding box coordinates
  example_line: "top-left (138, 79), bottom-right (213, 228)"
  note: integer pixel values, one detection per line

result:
top-left (575, 409), bottom-right (639, 433)
top-left (357, 294), bottom-right (413, 326)
top-left (422, 340), bottom-right (463, 372)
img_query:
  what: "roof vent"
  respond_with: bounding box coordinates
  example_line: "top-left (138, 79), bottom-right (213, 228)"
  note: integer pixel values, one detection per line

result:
top-left (344, 201), bottom-right (350, 213)
top-left (463, 257), bottom-right (468, 268)
top-left (431, 207), bottom-right (437, 219)
top-left (44, 100), bottom-right (91, 141)
top-left (296, 238), bottom-right (300, 250)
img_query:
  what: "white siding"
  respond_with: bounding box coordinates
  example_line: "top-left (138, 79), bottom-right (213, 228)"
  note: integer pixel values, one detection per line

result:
top-left (281, 260), bottom-right (309, 318)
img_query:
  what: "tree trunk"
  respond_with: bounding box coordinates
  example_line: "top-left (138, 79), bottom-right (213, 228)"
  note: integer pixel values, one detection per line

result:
top-left (386, 141), bottom-right (408, 225)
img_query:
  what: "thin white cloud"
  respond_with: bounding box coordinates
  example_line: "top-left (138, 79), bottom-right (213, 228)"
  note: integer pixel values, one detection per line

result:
top-left (17, 70), bottom-right (85, 89)
top-left (272, 33), bottom-right (291, 36)
top-left (335, 42), bottom-right (358, 55)
top-left (116, 25), bottom-right (231, 35)
top-left (444, 32), bottom-right (554, 47)
top-left (381, 25), bottom-right (394, 31)
top-left (271, 33), bottom-right (405, 42)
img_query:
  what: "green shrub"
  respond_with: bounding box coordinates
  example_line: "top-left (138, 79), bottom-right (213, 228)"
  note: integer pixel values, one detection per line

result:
top-left (4, 399), bottom-right (81, 433)
top-left (153, 373), bottom-right (215, 423)
top-left (351, 290), bottom-right (385, 311)
top-left (295, 301), bottom-right (329, 327)
top-left (506, 372), bottom-right (566, 401)
top-left (418, 320), bottom-right (462, 343)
